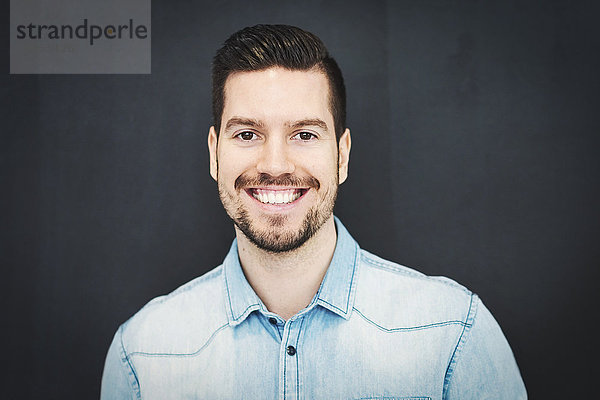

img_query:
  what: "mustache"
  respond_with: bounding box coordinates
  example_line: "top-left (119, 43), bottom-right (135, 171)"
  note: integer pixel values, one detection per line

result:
top-left (235, 173), bottom-right (320, 191)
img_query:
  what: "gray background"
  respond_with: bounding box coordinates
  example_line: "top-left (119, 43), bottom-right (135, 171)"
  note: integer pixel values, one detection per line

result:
top-left (10, 0), bottom-right (151, 74)
top-left (3, 0), bottom-right (599, 398)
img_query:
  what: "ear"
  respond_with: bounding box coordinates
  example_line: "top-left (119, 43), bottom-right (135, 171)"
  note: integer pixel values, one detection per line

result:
top-left (338, 128), bottom-right (351, 184)
top-left (208, 126), bottom-right (219, 181)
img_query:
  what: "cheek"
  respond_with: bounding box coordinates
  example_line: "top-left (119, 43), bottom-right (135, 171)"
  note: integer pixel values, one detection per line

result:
top-left (306, 151), bottom-right (339, 174)
top-left (217, 150), bottom-right (254, 179)
top-left (294, 144), bottom-right (338, 167)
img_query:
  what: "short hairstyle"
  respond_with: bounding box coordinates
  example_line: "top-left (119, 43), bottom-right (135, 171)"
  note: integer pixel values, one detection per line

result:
top-left (212, 24), bottom-right (346, 140)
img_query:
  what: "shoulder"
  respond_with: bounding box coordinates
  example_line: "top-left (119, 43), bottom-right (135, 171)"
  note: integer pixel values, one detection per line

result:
top-left (354, 249), bottom-right (477, 330)
top-left (119, 265), bottom-right (229, 355)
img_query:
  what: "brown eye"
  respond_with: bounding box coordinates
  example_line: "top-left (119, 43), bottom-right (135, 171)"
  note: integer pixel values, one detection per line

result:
top-left (297, 132), bottom-right (314, 141)
top-left (238, 131), bottom-right (255, 141)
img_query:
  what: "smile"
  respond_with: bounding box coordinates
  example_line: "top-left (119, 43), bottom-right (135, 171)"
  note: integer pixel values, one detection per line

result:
top-left (248, 188), bottom-right (307, 205)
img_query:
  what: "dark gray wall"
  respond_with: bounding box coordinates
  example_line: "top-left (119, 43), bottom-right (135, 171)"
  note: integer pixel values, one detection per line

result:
top-left (3, 1), bottom-right (599, 398)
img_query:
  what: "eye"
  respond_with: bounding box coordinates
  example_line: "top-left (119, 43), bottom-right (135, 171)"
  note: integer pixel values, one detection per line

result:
top-left (293, 131), bottom-right (316, 141)
top-left (235, 131), bottom-right (258, 141)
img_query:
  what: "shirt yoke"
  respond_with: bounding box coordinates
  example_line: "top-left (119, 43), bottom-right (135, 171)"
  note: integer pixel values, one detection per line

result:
top-left (120, 265), bottom-right (229, 357)
top-left (354, 249), bottom-right (476, 332)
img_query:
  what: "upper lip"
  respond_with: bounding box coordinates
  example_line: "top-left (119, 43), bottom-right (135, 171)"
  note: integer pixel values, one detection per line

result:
top-left (247, 187), bottom-right (308, 191)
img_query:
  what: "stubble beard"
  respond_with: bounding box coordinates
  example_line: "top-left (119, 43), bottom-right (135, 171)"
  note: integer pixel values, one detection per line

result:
top-left (217, 172), bottom-right (338, 254)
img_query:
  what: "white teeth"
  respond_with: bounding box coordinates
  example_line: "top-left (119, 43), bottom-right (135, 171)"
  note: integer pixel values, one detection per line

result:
top-left (252, 189), bottom-right (302, 205)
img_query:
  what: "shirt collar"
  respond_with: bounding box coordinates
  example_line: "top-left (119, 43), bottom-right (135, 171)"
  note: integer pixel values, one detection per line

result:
top-left (222, 216), bottom-right (360, 326)
top-left (314, 216), bottom-right (360, 319)
top-left (222, 239), bottom-right (263, 326)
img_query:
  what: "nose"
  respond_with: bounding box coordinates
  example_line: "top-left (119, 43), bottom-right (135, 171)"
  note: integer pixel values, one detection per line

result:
top-left (256, 136), bottom-right (295, 176)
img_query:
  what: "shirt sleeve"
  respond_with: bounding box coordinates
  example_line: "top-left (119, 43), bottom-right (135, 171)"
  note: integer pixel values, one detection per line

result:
top-left (443, 296), bottom-right (527, 399)
top-left (101, 325), bottom-right (140, 400)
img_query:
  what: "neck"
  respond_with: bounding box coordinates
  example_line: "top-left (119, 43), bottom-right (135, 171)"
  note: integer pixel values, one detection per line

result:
top-left (235, 216), bottom-right (337, 320)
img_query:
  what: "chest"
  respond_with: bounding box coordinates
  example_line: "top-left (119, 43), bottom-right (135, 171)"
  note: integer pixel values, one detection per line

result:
top-left (131, 313), bottom-right (461, 400)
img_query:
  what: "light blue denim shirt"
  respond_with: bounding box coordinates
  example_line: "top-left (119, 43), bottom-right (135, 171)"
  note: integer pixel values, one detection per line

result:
top-left (101, 217), bottom-right (526, 399)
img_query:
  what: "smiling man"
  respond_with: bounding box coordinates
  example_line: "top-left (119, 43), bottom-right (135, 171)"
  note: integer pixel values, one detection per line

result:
top-left (101, 25), bottom-right (526, 399)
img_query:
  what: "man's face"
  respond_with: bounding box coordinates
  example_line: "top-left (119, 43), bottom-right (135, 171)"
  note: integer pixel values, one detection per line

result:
top-left (208, 67), bottom-right (351, 253)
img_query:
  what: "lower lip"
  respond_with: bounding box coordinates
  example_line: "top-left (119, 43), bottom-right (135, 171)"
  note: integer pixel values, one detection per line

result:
top-left (244, 189), bottom-right (308, 211)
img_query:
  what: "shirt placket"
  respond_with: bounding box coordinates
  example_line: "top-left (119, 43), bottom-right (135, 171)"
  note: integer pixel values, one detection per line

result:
top-left (278, 315), bottom-right (305, 400)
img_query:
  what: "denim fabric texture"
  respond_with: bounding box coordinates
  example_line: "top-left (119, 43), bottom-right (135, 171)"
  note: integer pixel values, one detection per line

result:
top-left (101, 217), bottom-right (526, 399)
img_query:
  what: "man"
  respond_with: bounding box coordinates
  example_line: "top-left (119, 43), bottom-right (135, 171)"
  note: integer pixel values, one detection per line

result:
top-left (101, 25), bottom-right (526, 399)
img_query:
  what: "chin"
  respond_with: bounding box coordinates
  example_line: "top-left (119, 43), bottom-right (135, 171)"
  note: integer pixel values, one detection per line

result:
top-left (236, 208), bottom-right (325, 253)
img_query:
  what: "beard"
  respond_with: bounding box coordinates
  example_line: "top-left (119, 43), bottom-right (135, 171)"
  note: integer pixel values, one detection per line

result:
top-left (218, 171), bottom-right (338, 253)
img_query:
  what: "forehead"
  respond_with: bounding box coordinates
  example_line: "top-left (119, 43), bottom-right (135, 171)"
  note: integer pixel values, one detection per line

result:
top-left (222, 67), bottom-right (333, 128)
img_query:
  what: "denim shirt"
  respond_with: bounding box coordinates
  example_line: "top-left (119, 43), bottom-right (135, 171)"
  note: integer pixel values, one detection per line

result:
top-left (101, 218), bottom-right (526, 399)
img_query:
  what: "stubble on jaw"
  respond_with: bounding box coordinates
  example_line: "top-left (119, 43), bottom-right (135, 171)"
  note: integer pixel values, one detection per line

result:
top-left (217, 172), bottom-right (338, 254)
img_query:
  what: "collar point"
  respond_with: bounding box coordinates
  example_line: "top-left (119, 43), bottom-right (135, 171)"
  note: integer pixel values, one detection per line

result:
top-left (316, 299), bottom-right (354, 320)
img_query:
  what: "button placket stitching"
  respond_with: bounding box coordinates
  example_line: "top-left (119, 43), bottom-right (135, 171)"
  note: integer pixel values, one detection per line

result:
top-left (281, 317), bottom-right (303, 400)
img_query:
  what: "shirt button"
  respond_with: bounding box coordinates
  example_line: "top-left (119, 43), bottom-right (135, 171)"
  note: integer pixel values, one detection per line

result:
top-left (268, 317), bottom-right (278, 325)
top-left (286, 345), bottom-right (296, 356)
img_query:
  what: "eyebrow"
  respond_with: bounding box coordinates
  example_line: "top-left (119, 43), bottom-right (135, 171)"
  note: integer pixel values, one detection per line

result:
top-left (224, 117), bottom-right (265, 131)
top-left (287, 118), bottom-right (329, 132)
top-left (223, 116), bottom-right (329, 132)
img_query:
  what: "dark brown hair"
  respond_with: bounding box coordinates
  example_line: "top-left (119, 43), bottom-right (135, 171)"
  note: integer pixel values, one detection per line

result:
top-left (212, 24), bottom-right (346, 140)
